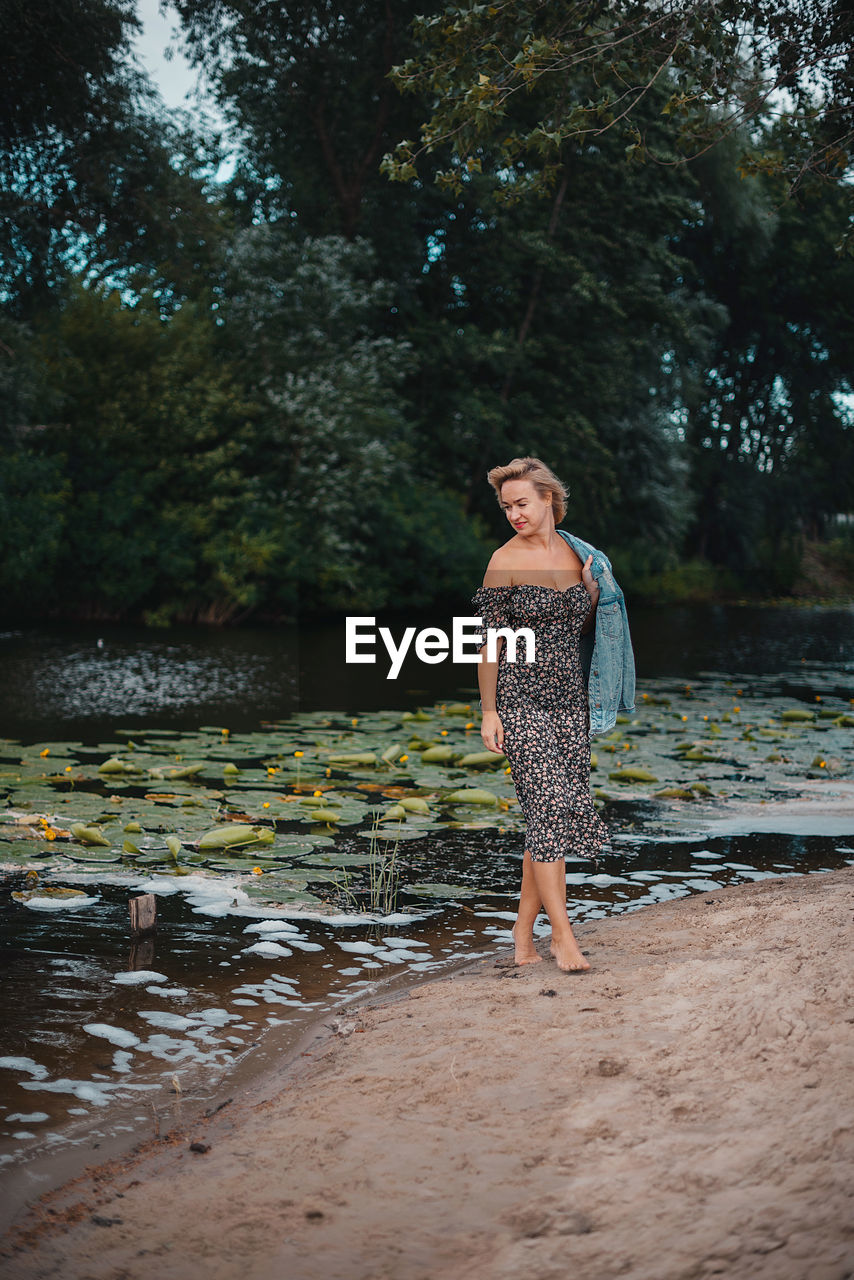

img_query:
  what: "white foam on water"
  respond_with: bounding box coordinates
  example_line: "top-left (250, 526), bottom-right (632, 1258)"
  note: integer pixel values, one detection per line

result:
top-left (287, 939), bottom-right (325, 951)
top-left (240, 929), bottom-right (296, 944)
top-left (685, 879), bottom-right (724, 891)
top-left (5, 1112), bottom-right (49, 1124)
top-left (17, 893), bottom-right (100, 912)
top-left (336, 940), bottom-right (377, 954)
top-left (648, 884), bottom-right (688, 898)
top-left (369, 949), bottom-right (407, 964)
top-left (20, 1079), bottom-right (159, 1104)
top-left (0, 1057), bottom-right (48, 1080)
top-left (243, 940), bottom-right (293, 958)
top-left (339, 967), bottom-right (361, 976)
top-left (232, 982), bottom-right (299, 1003)
top-left (137, 1011), bottom-right (194, 1031)
top-left (189, 1008), bottom-right (236, 1026)
top-left (243, 920), bottom-right (301, 935)
top-left (112, 1051), bottom-right (134, 1074)
top-left (112, 970), bottom-right (168, 985)
top-left (137, 1034), bottom-right (203, 1062)
top-left (146, 985), bottom-right (189, 997)
top-left (324, 911), bottom-right (422, 927)
top-left (380, 936), bottom-right (430, 948)
top-left (83, 1024), bottom-right (141, 1049)
top-left (473, 910), bottom-right (517, 920)
top-left (12, 1131), bottom-right (36, 1139)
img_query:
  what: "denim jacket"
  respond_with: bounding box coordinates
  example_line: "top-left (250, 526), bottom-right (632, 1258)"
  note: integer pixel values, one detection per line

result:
top-left (556, 529), bottom-right (636, 737)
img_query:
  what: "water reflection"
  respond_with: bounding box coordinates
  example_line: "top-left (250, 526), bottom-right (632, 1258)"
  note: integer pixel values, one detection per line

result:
top-left (1, 601), bottom-right (852, 741)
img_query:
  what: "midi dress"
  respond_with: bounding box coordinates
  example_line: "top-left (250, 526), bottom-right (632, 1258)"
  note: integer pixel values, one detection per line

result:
top-left (471, 581), bottom-right (609, 863)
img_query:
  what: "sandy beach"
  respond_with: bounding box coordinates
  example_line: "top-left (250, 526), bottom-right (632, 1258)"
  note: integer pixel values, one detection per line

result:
top-left (2, 864), bottom-right (852, 1280)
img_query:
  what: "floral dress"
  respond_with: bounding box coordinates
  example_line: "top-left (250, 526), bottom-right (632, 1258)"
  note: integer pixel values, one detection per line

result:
top-left (471, 582), bottom-right (609, 863)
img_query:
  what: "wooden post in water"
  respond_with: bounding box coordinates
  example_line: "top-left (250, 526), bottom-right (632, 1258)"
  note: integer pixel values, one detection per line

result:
top-left (129, 892), bottom-right (157, 936)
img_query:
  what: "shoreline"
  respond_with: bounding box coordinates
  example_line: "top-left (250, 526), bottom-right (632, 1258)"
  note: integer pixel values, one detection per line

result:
top-left (3, 864), bottom-right (852, 1280)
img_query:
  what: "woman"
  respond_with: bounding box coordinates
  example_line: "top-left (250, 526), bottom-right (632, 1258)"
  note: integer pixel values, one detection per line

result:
top-left (472, 456), bottom-right (633, 973)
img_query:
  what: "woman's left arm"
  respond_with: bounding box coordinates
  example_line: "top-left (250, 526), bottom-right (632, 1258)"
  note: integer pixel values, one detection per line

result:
top-left (580, 554), bottom-right (600, 635)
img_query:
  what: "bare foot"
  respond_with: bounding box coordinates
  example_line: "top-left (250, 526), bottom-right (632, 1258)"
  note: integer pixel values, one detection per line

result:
top-left (550, 931), bottom-right (591, 972)
top-left (512, 923), bottom-right (544, 965)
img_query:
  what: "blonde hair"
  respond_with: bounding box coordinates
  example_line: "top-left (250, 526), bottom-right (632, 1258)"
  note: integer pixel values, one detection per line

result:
top-left (486, 456), bottom-right (568, 525)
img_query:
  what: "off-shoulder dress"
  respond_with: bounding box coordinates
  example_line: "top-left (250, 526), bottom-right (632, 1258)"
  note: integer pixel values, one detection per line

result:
top-left (471, 582), bottom-right (609, 863)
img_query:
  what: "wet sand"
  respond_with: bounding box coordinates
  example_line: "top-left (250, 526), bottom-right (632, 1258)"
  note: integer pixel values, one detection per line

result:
top-left (2, 864), bottom-right (852, 1280)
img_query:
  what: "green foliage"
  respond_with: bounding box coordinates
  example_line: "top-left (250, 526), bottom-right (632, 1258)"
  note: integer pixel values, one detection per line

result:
top-left (0, 0), bottom-right (852, 621)
top-left (382, 0), bottom-right (854, 205)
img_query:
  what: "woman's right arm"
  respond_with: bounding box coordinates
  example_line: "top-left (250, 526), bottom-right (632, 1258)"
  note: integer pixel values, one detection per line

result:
top-left (478, 638), bottom-right (504, 751)
top-left (477, 558), bottom-right (511, 754)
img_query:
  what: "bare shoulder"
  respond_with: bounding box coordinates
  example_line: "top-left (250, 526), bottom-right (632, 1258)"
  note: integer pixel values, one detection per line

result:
top-left (481, 545), bottom-right (515, 588)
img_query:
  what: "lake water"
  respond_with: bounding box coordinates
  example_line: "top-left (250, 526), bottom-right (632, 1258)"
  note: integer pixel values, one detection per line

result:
top-left (1, 601), bottom-right (853, 1218)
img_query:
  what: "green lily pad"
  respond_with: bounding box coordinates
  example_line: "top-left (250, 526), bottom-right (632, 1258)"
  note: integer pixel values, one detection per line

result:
top-left (607, 768), bottom-right (659, 783)
top-left (13, 886), bottom-right (92, 902)
top-left (197, 824), bottom-right (275, 850)
top-left (457, 751), bottom-right (505, 768)
top-left (243, 883), bottom-right (323, 905)
top-left (398, 796), bottom-right (431, 814)
top-left (404, 882), bottom-right (477, 899)
top-left (98, 757), bottom-right (142, 775)
top-left (300, 851), bottom-right (382, 867)
top-left (70, 823), bottom-right (112, 847)
top-left (443, 788), bottom-right (498, 805)
top-left (420, 746), bottom-right (457, 764)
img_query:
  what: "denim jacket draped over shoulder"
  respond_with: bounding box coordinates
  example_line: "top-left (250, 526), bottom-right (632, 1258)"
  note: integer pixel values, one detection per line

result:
top-left (556, 529), bottom-right (636, 736)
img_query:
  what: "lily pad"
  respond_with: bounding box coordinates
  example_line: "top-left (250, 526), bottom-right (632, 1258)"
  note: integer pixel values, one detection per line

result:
top-left (197, 824), bottom-right (275, 850)
top-left (457, 751), bottom-right (505, 768)
top-left (443, 788), bottom-right (498, 806)
top-left (607, 768), bottom-right (659, 783)
top-left (70, 823), bottom-right (112, 847)
top-left (420, 746), bottom-right (457, 764)
top-left (404, 882), bottom-right (477, 899)
top-left (243, 882), bottom-right (323, 905)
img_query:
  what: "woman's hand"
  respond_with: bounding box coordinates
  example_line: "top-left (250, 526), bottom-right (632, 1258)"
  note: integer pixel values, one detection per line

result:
top-left (581, 554), bottom-right (599, 600)
top-left (481, 710), bottom-right (504, 754)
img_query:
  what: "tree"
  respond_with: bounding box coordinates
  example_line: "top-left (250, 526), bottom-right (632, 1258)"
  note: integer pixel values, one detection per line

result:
top-left (0, 0), bottom-right (225, 307)
top-left (173, 0), bottom-right (433, 241)
top-left (678, 127), bottom-right (854, 585)
top-left (382, 0), bottom-right (854, 206)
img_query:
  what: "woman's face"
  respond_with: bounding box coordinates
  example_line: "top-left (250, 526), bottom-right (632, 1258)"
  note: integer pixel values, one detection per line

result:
top-left (500, 479), bottom-right (552, 534)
